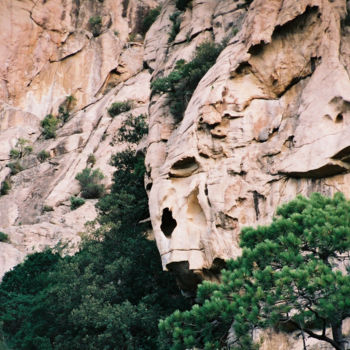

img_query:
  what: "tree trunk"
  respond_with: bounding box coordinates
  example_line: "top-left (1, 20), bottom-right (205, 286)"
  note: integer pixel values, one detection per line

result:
top-left (331, 321), bottom-right (344, 350)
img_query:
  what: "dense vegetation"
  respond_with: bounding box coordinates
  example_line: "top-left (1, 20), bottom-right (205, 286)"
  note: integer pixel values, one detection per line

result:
top-left (160, 193), bottom-right (350, 350)
top-left (151, 42), bottom-right (223, 121)
top-left (0, 115), bottom-right (189, 349)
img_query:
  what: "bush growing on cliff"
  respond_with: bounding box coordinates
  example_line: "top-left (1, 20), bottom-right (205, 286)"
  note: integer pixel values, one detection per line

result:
top-left (159, 192), bottom-right (350, 350)
top-left (9, 138), bottom-right (32, 159)
top-left (107, 100), bottom-right (133, 117)
top-left (0, 232), bottom-right (8, 243)
top-left (89, 16), bottom-right (102, 37)
top-left (0, 181), bottom-right (11, 196)
top-left (70, 196), bottom-right (85, 210)
top-left (41, 114), bottom-right (59, 139)
top-left (117, 114), bottom-right (148, 143)
top-left (75, 168), bottom-right (105, 199)
top-left (151, 41), bottom-right (223, 121)
top-left (37, 150), bottom-right (50, 162)
top-left (141, 6), bottom-right (161, 35)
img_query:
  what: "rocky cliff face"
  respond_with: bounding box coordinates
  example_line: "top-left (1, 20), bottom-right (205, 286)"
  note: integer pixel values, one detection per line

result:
top-left (0, 0), bottom-right (158, 277)
top-left (1, 0), bottom-right (350, 348)
top-left (146, 0), bottom-right (350, 291)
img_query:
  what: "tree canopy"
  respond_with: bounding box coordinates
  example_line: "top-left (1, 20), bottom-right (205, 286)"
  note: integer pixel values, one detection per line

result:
top-left (159, 192), bottom-right (350, 350)
top-left (0, 114), bottom-right (189, 350)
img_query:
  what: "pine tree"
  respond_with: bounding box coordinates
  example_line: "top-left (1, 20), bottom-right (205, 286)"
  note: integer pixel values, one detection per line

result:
top-left (160, 193), bottom-right (350, 350)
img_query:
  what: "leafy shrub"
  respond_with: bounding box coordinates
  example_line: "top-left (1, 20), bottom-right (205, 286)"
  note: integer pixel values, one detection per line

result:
top-left (7, 161), bottom-right (23, 175)
top-left (107, 100), bottom-right (132, 117)
top-left (40, 114), bottom-right (59, 139)
top-left (117, 114), bottom-right (148, 143)
top-left (9, 139), bottom-right (32, 159)
top-left (168, 11), bottom-right (182, 43)
top-left (141, 6), bottom-right (161, 35)
top-left (75, 168), bottom-right (105, 199)
top-left (37, 150), bottom-right (50, 162)
top-left (42, 205), bottom-right (53, 212)
top-left (0, 232), bottom-right (9, 243)
top-left (0, 181), bottom-right (11, 196)
top-left (87, 153), bottom-right (96, 166)
top-left (176, 0), bottom-right (191, 11)
top-left (89, 16), bottom-right (102, 37)
top-left (58, 95), bottom-right (76, 122)
top-left (70, 196), bottom-right (85, 210)
top-left (151, 41), bottom-right (223, 121)
top-left (9, 149), bottom-right (20, 159)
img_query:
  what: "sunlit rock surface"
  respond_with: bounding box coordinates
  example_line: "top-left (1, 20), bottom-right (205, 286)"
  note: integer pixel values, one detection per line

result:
top-left (146, 0), bottom-right (350, 286)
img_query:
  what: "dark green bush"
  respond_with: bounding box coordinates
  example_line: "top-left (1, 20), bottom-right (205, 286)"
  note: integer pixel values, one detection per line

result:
top-left (87, 153), bottom-right (96, 166)
top-left (7, 161), bottom-right (23, 175)
top-left (42, 205), bottom-right (53, 212)
top-left (107, 100), bottom-right (133, 117)
top-left (176, 0), bottom-right (191, 11)
top-left (151, 41), bottom-right (223, 121)
top-left (117, 114), bottom-right (148, 143)
top-left (37, 150), bottom-right (50, 162)
top-left (70, 196), bottom-right (86, 210)
top-left (89, 16), bottom-right (102, 37)
top-left (0, 232), bottom-right (9, 243)
top-left (58, 95), bottom-right (76, 122)
top-left (75, 168), bottom-right (105, 199)
top-left (0, 181), bottom-right (11, 196)
top-left (141, 6), bottom-right (161, 35)
top-left (41, 114), bottom-right (59, 139)
top-left (168, 11), bottom-right (182, 43)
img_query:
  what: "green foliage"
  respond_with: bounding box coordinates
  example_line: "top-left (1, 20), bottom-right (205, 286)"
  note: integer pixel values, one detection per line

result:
top-left (160, 193), bottom-right (350, 350)
top-left (151, 42), bottom-right (223, 121)
top-left (37, 150), bottom-right (50, 162)
top-left (70, 196), bottom-right (85, 210)
top-left (42, 205), bottom-right (54, 212)
top-left (87, 153), bottom-right (96, 166)
top-left (0, 115), bottom-right (188, 349)
top-left (107, 100), bottom-right (133, 117)
top-left (75, 168), bottom-right (105, 199)
top-left (41, 114), bottom-right (59, 139)
top-left (117, 114), bottom-right (148, 143)
top-left (168, 11), bottom-right (182, 43)
top-left (0, 232), bottom-right (8, 243)
top-left (7, 161), bottom-right (23, 175)
top-left (0, 181), bottom-right (11, 196)
top-left (141, 6), bottom-right (161, 35)
top-left (176, 0), bottom-right (191, 11)
top-left (58, 95), bottom-right (76, 123)
top-left (89, 16), bottom-right (102, 36)
top-left (9, 138), bottom-right (32, 159)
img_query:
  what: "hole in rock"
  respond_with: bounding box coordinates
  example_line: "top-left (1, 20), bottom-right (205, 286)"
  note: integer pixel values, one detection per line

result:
top-left (336, 113), bottom-right (343, 123)
top-left (160, 208), bottom-right (177, 237)
top-left (166, 261), bottom-right (203, 295)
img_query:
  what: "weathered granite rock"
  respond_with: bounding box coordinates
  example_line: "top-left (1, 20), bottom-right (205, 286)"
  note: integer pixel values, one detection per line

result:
top-left (146, 0), bottom-right (350, 288)
top-left (0, 0), bottom-right (159, 278)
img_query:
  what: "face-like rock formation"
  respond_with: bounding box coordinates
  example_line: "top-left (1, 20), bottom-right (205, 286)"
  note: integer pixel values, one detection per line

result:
top-left (146, 0), bottom-right (350, 291)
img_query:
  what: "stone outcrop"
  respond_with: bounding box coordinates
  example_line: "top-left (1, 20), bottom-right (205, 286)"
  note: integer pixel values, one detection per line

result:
top-left (2, 0), bottom-right (350, 347)
top-left (145, 0), bottom-right (350, 289)
top-left (0, 0), bottom-right (158, 277)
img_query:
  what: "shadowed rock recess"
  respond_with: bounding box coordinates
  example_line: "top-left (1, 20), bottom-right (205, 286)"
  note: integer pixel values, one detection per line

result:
top-left (1, 0), bottom-right (350, 307)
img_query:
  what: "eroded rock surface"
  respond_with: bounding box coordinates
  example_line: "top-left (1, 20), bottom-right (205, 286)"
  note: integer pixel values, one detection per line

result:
top-left (0, 0), bottom-right (159, 277)
top-left (146, 0), bottom-right (350, 289)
